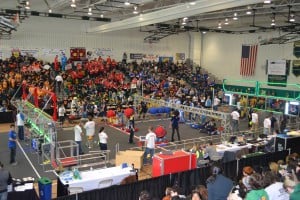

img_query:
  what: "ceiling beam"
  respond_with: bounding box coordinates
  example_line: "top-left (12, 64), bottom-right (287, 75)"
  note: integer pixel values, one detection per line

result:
top-left (87, 0), bottom-right (264, 33)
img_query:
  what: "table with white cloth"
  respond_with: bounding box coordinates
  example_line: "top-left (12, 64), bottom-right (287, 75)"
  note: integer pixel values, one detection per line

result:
top-left (59, 166), bottom-right (135, 192)
top-left (216, 143), bottom-right (252, 157)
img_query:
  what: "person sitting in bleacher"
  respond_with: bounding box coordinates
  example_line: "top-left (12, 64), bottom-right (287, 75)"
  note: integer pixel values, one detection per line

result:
top-left (244, 173), bottom-right (269, 200)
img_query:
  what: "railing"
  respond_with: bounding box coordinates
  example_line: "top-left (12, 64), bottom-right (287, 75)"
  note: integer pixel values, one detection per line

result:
top-left (134, 94), bottom-right (232, 139)
top-left (223, 79), bottom-right (300, 101)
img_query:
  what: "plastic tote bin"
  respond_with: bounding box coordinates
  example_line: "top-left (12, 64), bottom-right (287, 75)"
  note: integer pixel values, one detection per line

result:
top-left (38, 177), bottom-right (52, 200)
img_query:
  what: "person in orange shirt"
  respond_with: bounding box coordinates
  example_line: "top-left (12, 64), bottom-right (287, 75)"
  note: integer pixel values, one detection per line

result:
top-left (106, 56), bottom-right (111, 65)
top-left (162, 187), bottom-right (172, 200)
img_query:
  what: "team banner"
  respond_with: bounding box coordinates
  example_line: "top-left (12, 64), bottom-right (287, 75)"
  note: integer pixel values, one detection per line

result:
top-left (70, 47), bottom-right (86, 61)
top-left (175, 53), bottom-right (185, 60)
top-left (292, 60), bottom-right (300, 77)
top-left (267, 60), bottom-right (287, 75)
top-left (93, 48), bottom-right (113, 57)
top-left (130, 53), bottom-right (143, 59)
top-left (42, 48), bottom-right (66, 56)
top-left (20, 49), bottom-right (39, 57)
top-left (142, 54), bottom-right (159, 62)
top-left (159, 56), bottom-right (173, 63)
top-left (293, 41), bottom-right (300, 58)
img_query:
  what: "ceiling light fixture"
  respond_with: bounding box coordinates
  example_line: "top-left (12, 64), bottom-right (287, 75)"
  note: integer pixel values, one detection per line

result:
top-left (100, 14), bottom-right (104, 18)
top-left (25, 1), bottom-right (30, 10)
top-left (264, 0), bottom-right (271, 3)
top-left (218, 22), bottom-right (222, 29)
top-left (124, 1), bottom-right (130, 6)
top-left (270, 19), bottom-right (275, 26)
top-left (224, 18), bottom-right (229, 25)
top-left (133, 6), bottom-right (138, 14)
top-left (233, 12), bottom-right (238, 20)
top-left (189, 2), bottom-right (196, 5)
top-left (289, 14), bottom-right (295, 22)
top-left (88, 7), bottom-right (92, 15)
top-left (71, 0), bottom-right (76, 8)
top-left (48, 9), bottom-right (52, 13)
top-left (202, 31), bottom-right (206, 34)
top-left (139, 14), bottom-right (143, 20)
top-left (246, 10), bottom-right (252, 15)
top-left (271, 13), bottom-right (276, 26)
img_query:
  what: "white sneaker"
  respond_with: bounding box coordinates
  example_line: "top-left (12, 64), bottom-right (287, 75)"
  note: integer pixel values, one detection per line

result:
top-left (11, 162), bottom-right (18, 166)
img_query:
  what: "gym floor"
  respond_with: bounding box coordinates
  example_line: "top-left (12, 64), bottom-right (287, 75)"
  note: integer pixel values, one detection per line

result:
top-left (0, 114), bottom-right (216, 180)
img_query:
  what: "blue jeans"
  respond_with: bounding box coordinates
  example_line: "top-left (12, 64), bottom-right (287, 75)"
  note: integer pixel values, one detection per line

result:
top-left (232, 120), bottom-right (239, 133)
top-left (143, 147), bottom-right (154, 164)
top-left (75, 141), bottom-right (83, 155)
top-left (18, 126), bottom-right (24, 140)
top-left (0, 191), bottom-right (8, 200)
top-left (10, 147), bottom-right (16, 164)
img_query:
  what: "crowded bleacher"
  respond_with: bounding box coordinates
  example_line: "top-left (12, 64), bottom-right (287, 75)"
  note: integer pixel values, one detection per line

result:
top-left (1, 52), bottom-right (299, 200)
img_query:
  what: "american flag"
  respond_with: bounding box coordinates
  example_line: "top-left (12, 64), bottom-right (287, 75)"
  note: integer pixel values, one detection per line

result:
top-left (240, 44), bottom-right (258, 76)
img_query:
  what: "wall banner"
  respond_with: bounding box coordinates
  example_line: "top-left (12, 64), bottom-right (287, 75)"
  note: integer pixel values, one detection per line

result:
top-left (175, 53), bottom-right (185, 60)
top-left (292, 60), bottom-right (300, 77)
top-left (293, 41), bottom-right (300, 58)
top-left (267, 60), bottom-right (286, 75)
top-left (142, 54), bottom-right (159, 62)
top-left (130, 53), bottom-right (143, 59)
top-left (20, 49), bottom-right (39, 57)
top-left (42, 48), bottom-right (66, 56)
top-left (159, 56), bottom-right (173, 63)
top-left (93, 48), bottom-right (113, 57)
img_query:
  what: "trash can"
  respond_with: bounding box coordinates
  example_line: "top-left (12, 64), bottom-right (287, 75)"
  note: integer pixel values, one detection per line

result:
top-left (38, 177), bottom-right (52, 200)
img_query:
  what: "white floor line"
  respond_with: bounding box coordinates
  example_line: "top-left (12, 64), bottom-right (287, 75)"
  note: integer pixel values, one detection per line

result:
top-left (17, 140), bottom-right (41, 179)
top-left (135, 118), bottom-right (170, 123)
top-left (107, 124), bottom-right (140, 140)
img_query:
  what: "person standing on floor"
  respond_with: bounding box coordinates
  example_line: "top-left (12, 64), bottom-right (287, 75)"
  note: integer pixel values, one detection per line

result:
top-left (58, 104), bottom-right (66, 127)
top-left (171, 111), bottom-right (180, 142)
top-left (55, 73), bottom-right (63, 93)
top-left (16, 110), bottom-right (25, 141)
top-left (270, 112), bottom-right (278, 134)
top-left (74, 120), bottom-right (84, 155)
top-left (98, 127), bottom-right (108, 151)
top-left (263, 115), bottom-right (271, 135)
top-left (0, 162), bottom-right (12, 200)
top-left (231, 108), bottom-right (240, 134)
top-left (128, 124), bottom-right (135, 144)
top-left (84, 115), bottom-right (96, 149)
top-left (8, 124), bottom-right (17, 166)
top-left (143, 126), bottom-right (156, 165)
top-left (251, 110), bottom-right (259, 133)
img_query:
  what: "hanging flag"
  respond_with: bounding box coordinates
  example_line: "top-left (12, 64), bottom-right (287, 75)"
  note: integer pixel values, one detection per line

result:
top-left (240, 44), bottom-right (258, 76)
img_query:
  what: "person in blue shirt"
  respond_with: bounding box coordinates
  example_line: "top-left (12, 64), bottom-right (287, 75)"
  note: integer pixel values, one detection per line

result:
top-left (171, 110), bottom-right (180, 142)
top-left (206, 164), bottom-right (233, 200)
top-left (8, 124), bottom-right (17, 166)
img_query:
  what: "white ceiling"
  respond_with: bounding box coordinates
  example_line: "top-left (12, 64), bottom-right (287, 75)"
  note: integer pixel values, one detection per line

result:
top-left (1, 0), bottom-right (300, 41)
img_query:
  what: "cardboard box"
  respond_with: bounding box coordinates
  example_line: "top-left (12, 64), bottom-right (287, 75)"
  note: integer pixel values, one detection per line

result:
top-left (116, 150), bottom-right (144, 169)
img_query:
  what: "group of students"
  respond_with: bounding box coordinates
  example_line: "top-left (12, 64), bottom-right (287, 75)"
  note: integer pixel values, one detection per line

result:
top-left (137, 153), bottom-right (300, 200)
top-left (73, 115), bottom-right (108, 155)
